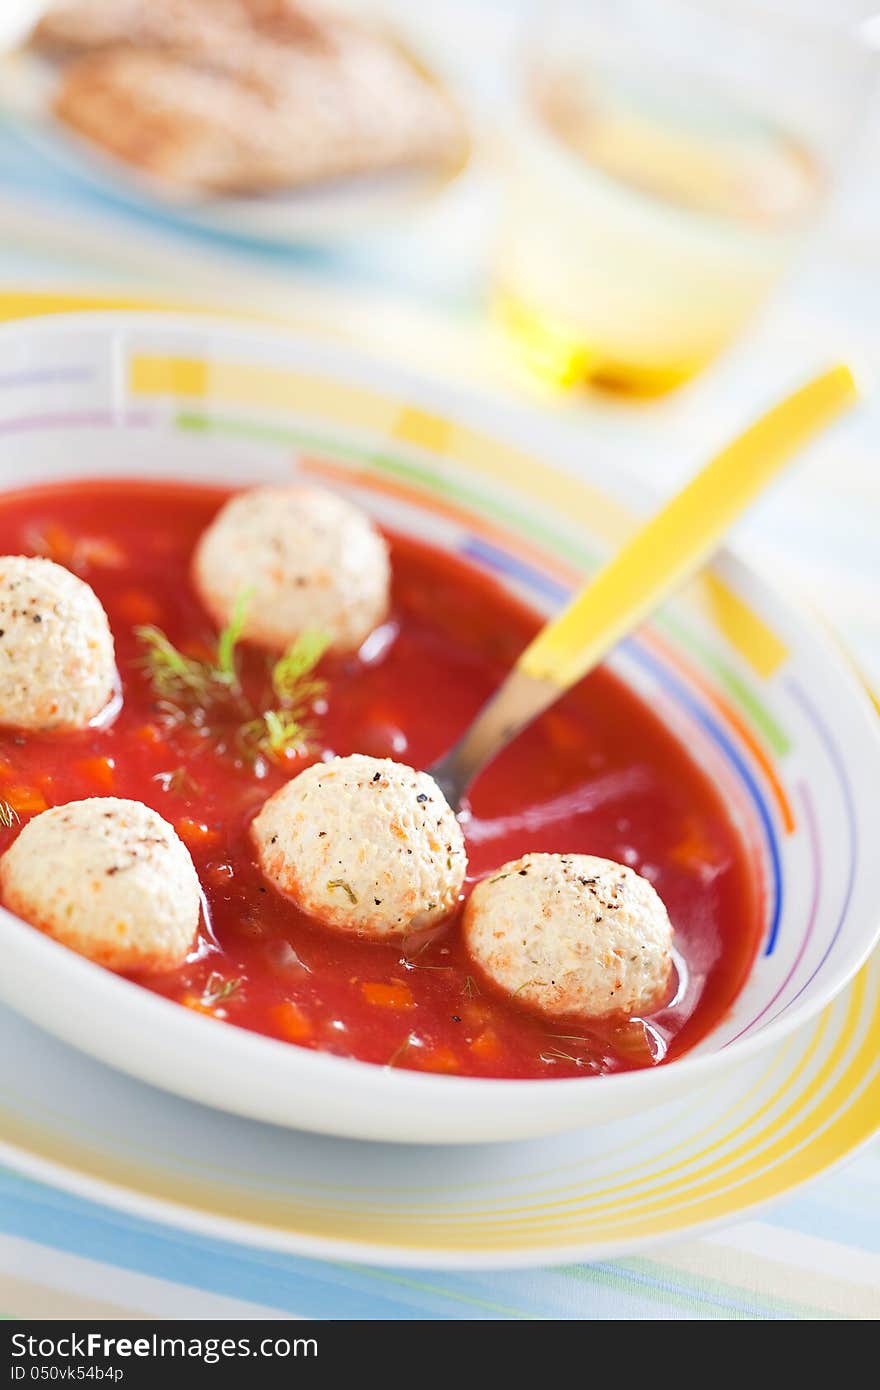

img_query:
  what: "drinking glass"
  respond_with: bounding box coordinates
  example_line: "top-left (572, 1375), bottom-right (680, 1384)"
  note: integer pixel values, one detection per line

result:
top-left (495, 0), bottom-right (877, 393)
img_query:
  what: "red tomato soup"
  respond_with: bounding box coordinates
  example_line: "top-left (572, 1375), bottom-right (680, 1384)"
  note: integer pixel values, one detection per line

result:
top-left (0, 479), bottom-right (762, 1079)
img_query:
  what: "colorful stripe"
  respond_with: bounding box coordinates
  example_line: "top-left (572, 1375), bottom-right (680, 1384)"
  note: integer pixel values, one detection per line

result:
top-left (0, 367), bottom-right (94, 389)
top-left (623, 641), bottom-right (783, 956)
top-left (646, 629), bottom-right (795, 831)
top-left (776, 679), bottom-right (859, 1017)
top-left (660, 613), bottom-right (790, 756)
top-left (177, 412), bottom-right (607, 575)
top-left (301, 454), bottom-right (581, 589)
top-left (134, 355), bottom-right (636, 552)
top-left (8, 1163), bottom-right (877, 1319)
top-left (0, 410), bottom-right (153, 435)
top-left (129, 351), bottom-right (791, 678)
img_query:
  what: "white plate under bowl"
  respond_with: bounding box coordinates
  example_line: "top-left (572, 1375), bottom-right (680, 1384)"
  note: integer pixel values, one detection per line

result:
top-left (0, 311), bottom-right (878, 1146)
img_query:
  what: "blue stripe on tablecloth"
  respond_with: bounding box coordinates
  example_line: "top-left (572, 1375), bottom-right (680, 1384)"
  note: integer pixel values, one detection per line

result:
top-left (755, 1153), bottom-right (880, 1252)
top-left (0, 1167), bottom-right (763, 1319)
top-left (2, 1162), bottom-right (871, 1321)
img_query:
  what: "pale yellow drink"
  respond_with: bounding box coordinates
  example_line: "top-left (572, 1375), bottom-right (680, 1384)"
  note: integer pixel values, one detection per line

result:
top-left (496, 71), bottom-right (822, 393)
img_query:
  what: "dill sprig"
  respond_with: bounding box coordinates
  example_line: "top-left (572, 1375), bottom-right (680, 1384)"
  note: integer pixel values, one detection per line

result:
top-left (216, 589), bottom-right (253, 682)
top-left (135, 591), bottom-right (252, 712)
top-left (513, 978), bottom-right (546, 996)
top-left (246, 629), bottom-right (331, 764)
top-left (237, 706), bottom-right (314, 766)
top-left (0, 801), bottom-right (20, 829)
top-left (135, 625), bottom-right (223, 707)
top-left (152, 767), bottom-right (203, 797)
top-left (540, 1047), bottom-right (585, 1065)
top-left (135, 597), bottom-right (329, 767)
top-left (201, 972), bottom-right (242, 1006)
top-left (235, 631), bottom-right (330, 765)
top-left (271, 629), bottom-right (329, 706)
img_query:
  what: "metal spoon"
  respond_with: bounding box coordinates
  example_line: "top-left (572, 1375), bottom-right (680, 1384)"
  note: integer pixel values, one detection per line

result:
top-left (430, 365), bottom-right (858, 808)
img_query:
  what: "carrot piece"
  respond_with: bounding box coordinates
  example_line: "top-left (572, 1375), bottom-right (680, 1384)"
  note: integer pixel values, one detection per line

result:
top-left (134, 723), bottom-right (164, 747)
top-left (29, 523), bottom-right (73, 565)
top-left (116, 588), bottom-right (162, 625)
top-left (5, 786), bottom-right (47, 814)
top-left (611, 1019), bottom-right (663, 1066)
top-left (78, 536), bottom-right (126, 569)
top-left (176, 817), bottom-right (220, 847)
top-left (181, 993), bottom-right (215, 1017)
top-left (543, 710), bottom-right (591, 755)
top-left (470, 1028), bottom-right (502, 1062)
top-left (670, 817), bottom-right (720, 872)
top-left (272, 1000), bottom-right (312, 1043)
top-left (362, 981), bottom-right (415, 1010)
top-left (418, 1045), bottom-right (460, 1073)
top-left (75, 756), bottom-right (115, 790)
top-left (461, 1000), bottom-right (492, 1028)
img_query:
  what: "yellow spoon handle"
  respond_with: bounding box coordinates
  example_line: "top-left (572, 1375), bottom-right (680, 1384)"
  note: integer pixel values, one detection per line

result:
top-left (520, 364), bottom-right (858, 688)
top-left (430, 365), bottom-right (858, 805)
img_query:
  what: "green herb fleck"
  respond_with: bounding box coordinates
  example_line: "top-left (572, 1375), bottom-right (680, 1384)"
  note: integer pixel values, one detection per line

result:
top-left (271, 629), bottom-right (329, 705)
top-left (216, 588), bottom-right (253, 680)
top-left (135, 594), bottom-right (251, 708)
top-left (540, 1047), bottom-right (584, 1065)
top-left (327, 878), bottom-right (358, 905)
top-left (238, 630), bottom-right (330, 766)
top-left (135, 624), bottom-right (222, 707)
top-left (152, 767), bottom-right (203, 797)
top-left (201, 972), bottom-right (243, 1007)
top-left (238, 709), bottom-right (312, 765)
